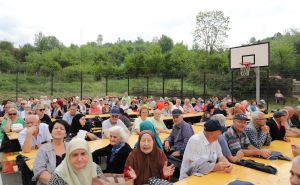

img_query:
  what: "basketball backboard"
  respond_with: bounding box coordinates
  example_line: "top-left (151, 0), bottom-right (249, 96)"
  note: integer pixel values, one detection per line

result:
top-left (230, 42), bottom-right (269, 69)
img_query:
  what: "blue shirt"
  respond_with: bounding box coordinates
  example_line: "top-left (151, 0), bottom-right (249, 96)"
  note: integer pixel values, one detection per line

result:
top-left (167, 121), bottom-right (194, 155)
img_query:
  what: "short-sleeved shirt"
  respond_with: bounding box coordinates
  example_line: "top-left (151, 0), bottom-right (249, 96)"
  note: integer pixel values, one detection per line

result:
top-left (180, 132), bottom-right (223, 179)
top-left (18, 123), bottom-right (52, 148)
top-left (0, 117), bottom-right (25, 140)
top-left (102, 119), bottom-right (129, 138)
top-left (223, 126), bottom-right (251, 156)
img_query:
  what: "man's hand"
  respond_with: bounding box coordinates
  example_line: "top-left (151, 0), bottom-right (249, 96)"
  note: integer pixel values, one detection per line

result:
top-left (171, 151), bottom-right (181, 157)
top-left (164, 141), bottom-right (170, 151)
top-left (261, 125), bottom-right (270, 134)
top-left (235, 150), bottom-right (244, 161)
top-left (259, 149), bottom-right (271, 158)
top-left (213, 162), bottom-right (230, 172)
top-left (27, 126), bottom-right (37, 135)
top-left (223, 163), bottom-right (233, 173)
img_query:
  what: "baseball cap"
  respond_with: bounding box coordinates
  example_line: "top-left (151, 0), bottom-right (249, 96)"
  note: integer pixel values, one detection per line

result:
top-left (234, 113), bottom-right (250, 121)
top-left (172, 109), bottom-right (182, 116)
top-left (273, 111), bottom-right (286, 118)
top-left (204, 119), bottom-right (227, 132)
top-left (111, 107), bottom-right (120, 115)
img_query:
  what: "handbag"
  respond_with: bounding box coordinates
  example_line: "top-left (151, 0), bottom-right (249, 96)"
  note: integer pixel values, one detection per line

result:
top-left (149, 177), bottom-right (173, 185)
top-left (92, 173), bottom-right (134, 185)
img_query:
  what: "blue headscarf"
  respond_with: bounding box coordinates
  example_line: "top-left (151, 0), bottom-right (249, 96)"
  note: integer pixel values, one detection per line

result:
top-left (139, 120), bottom-right (163, 150)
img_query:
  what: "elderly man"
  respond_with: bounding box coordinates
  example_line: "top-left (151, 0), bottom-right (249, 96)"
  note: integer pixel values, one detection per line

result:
top-left (172, 99), bottom-right (184, 112)
top-left (101, 107), bottom-right (130, 138)
top-left (62, 104), bottom-right (79, 125)
top-left (223, 113), bottom-right (271, 159)
top-left (164, 109), bottom-right (194, 158)
top-left (214, 102), bottom-right (228, 117)
top-left (290, 156), bottom-right (300, 185)
top-left (180, 119), bottom-right (233, 179)
top-left (245, 111), bottom-right (272, 148)
top-left (266, 111), bottom-right (290, 141)
top-left (18, 115), bottom-right (52, 152)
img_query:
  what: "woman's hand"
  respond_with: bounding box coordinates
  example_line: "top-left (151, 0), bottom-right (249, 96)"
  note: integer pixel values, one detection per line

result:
top-left (162, 161), bottom-right (175, 177)
top-left (128, 166), bottom-right (137, 180)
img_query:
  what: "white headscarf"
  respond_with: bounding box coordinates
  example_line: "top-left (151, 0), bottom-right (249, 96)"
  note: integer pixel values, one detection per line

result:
top-left (55, 138), bottom-right (98, 185)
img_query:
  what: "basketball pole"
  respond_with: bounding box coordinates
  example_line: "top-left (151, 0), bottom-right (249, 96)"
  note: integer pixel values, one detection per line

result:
top-left (255, 67), bottom-right (260, 103)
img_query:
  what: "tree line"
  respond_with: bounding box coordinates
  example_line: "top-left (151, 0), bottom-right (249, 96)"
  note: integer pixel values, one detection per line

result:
top-left (0, 11), bottom-right (299, 82)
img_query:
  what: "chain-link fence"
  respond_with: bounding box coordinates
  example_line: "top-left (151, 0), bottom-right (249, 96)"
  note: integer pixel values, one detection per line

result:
top-left (0, 68), bottom-right (299, 103)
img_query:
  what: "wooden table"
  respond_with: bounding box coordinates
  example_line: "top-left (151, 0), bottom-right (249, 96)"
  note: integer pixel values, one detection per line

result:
top-left (175, 138), bottom-right (299, 185)
top-left (6, 132), bottom-right (19, 140)
top-left (194, 119), bottom-right (233, 127)
top-left (162, 112), bottom-right (204, 121)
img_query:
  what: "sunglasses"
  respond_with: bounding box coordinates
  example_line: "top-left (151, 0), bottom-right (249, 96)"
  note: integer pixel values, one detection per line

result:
top-left (111, 115), bottom-right (119, 118)
top-left (39, 109), bottom-right (45, 111)
top-left (104, 104), bottom-right (109, 105)
top-left (9, 113), bottom-right (17, 116)
top-left (172, 115), bottom-right (179, 119)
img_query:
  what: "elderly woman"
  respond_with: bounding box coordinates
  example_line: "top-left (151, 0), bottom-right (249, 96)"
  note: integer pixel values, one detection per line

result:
top-left (33, 120), bottom-right (69, 185)
top-left (20, 104), bottom-right (32, 119)
top-left (183, 98), bottom-right (194, 113)
top-left (0, 107), bottom-right (25, 140)
top-left (194, 99), bottom-right (204, 112)
top-left (139, 120), bottom-right (163, 150)
top-left (70, 114), bottom-right (99, 141)
top-left (89, 102), bottom-right (101, 115)
top-left (48, 138), bottom-right (102, 185)
top-left (92, 126), bottom-right (132, 173)
top-left (151, 109), bottom-right (170, 134)
top-left (132, 106), bottom-right (152, 134)
top-left (124, 131), bottom-right (175, 185)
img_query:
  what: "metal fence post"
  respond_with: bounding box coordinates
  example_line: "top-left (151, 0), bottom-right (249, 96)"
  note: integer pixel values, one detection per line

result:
top-left (203, 72), bottom-right (206, 102)
top-left (16, 69), bottom-right (19, 101)
top-left (146, 76), bottom-right (149, 98)
top-left (162, 75), bottom-right (165, 98)
top-left (51, 71), bottom-right (54, 96)
top-left (231, 70), bottom-right (234, 102)
top-left (181, 75), bottom-right (183, 100)
top-left (80, 71), bottom-right (83, 100)
top-left (105, 76), bottom-right (108, 96)
top-left (266, 69), bottom-right (269, 112)
top-left (127, 75), bottom-right (130, 96)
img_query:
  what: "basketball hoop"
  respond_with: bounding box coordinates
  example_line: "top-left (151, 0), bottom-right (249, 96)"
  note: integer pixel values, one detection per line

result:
top-left (240, 62), bottom-right (252, 76)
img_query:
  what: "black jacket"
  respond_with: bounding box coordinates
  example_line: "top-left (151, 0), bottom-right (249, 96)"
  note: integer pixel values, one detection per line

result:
top-left (266, 118), bottom-right (286, 141)
top-left (92, 143), bottom-right (132, 174)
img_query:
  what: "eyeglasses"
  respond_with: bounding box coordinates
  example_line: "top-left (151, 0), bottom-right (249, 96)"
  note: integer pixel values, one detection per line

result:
top-left (111, 115), bottom-right (119, 118)
top-left (104, 104), bottom-right (109, 105)
top-left (39, 109), bottom-right (45, 111)
top-left (9, 113), bottom-right (17, 116)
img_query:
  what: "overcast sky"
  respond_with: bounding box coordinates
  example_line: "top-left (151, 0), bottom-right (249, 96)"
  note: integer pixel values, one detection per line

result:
top-left (0, 0), bottom-right (299, 48)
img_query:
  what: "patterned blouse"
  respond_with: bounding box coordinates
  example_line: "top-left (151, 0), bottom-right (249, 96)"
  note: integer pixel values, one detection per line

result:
top-left (48, 165), bottom-right (103, 185)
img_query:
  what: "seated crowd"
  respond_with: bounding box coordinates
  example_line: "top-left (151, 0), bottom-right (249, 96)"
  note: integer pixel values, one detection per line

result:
top-left (0, 93), bottom-right (300, 185)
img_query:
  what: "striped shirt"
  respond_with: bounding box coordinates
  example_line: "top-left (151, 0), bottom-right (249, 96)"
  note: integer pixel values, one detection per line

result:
top-left (223, 126), bottom-right (251, 156)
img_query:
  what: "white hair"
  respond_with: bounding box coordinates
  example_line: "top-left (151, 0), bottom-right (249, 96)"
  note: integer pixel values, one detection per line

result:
top-left (108, 126), bottom-right (129, 142)
top-left (251, 111), bottom-right (265, 120)
top-left (211, 114), bottom-right (226, 126)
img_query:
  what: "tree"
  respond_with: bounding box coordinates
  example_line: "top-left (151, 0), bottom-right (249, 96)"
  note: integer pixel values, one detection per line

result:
top-left (158, 35), bottom-right (173, 53)
top-left (34, 32), bottom-right (64, 51)
top-left (96, 34), bottom-right (103, 46)
top-left (193, 11), bottom-right (230, 53)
